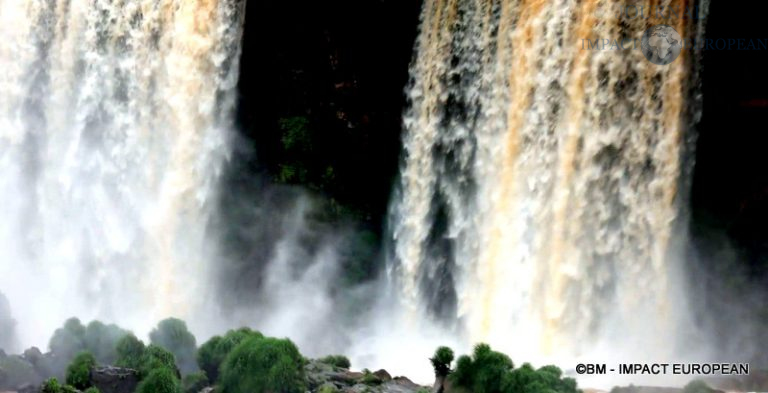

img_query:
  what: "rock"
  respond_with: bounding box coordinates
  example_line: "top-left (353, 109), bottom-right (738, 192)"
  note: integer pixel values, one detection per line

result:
top-left (199, 388), bottom-right (215, 393)
top-left (90, 366), bottom-right (139, 393)
top-left (373, 370), bottom-right (391, 382)
top-left (15, 384), bottom-right (39, 393)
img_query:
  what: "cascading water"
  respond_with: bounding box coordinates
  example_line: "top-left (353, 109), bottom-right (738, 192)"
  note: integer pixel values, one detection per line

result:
top-left (389, 0), bottom-right (708, 365)
top-left (0, 0), bottom-right (245, 349)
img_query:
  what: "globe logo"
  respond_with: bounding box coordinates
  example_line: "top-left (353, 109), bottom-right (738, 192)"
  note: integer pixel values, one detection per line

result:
top-left (641, 24), bottom-right (682, 65)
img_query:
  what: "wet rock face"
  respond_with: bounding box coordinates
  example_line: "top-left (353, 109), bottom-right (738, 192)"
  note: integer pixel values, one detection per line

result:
top-left (304, 360), bottom-right (428, 393)
top-left (90, 366), bottom-right (139, 393)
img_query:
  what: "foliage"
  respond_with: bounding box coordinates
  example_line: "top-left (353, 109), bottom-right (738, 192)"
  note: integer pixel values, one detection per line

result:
top-left (40, 378), bottom-right (78, 393)
top-left (219, 336), bottom-right (306, 393)
top-left (430, 346), bottom-right (454, 377)
top-left (149, 318), bottom-right (197, 375)
top-left (65, 351), bottom-right (96, 390)
top-left (141, 345), bottom-right (180, 379)
top-left (319, 384), bottom-right (338, 393)
top-left (361, 369), bottom-right (382, 385)
top-left (115, 334), bottom-right (146, 370)
top-left (0, 355), bottom-right (40, 387)
top-left (84, 388), bottom-right (101, 393)
top-left (449, 343), bottom-right (579, 393)
top-left (504, 363), bottom-right (578, 393)
top-left (683, 380), bottom-right (716, 393)
top-left (49, 318), bottom-right (87, 361)
top-left (41, 378), bottom-right (63, 393)
top-left (115, 334), bottom-right (181, 380)
top-left (278, 117), bottom-right (312, 152)
top-left (136, 367), bottom-right (182, 393)
top-left (318, 354), bottom-right (351, 369)
top-left (182, 371), bottom-right (209, 393)
top-left (84, 321), bottom-right (128, 364)
top-left (197, 327), bottom-right (263, 383)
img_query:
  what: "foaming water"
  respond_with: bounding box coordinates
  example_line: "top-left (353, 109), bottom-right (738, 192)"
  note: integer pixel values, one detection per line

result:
top-left (388, 0), bottom-right (708, 377)
top-left (0, 0), bottom-right (245, 350)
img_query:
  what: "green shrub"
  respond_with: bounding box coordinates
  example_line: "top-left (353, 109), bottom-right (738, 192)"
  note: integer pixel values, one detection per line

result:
top-left (141, 345), bottom-right (180, 379)
top-left (49, 318), bottom-right (86, 361)
top-left (182, 371), bottom-right (209, 393)
top-left (136, 367), bottom-right (182, 393)
top-left (219, 336), bottom-right (306, 393)
top-left (430, 346), bottom-right (454, 377)
top-left (503, 363), bottom-right (578, 393)
top-left (449, 343), bottom-right (579, 393)
top-left (65, 351), bottom-right (96, 390)
top-left (84, 387), bottom-right (101, 393)
top-left (361, 369), bottom-right (382, 385)
top-left (40, 378), bottom-right (79, 393)
top-left (318, 355), bottom-right (351, 369)
top-left (84, 321), bottom-right (128, 364)
top-left (451, 343), bottom-right (513, 393)
top-left (0, 355), bottom-right (40, 387)
top-left (319, 384), bottom-right (338, 393)
top-left (149, 318), bottom-right (197, 375)
top-left (41, 377), bottom-right (63, 393)
top-left (115, 334), bottom-right (146, 370)
top-left (197, 328), bottom-right (263, 383)
top-left (683, 380), bottom-right (716, 393)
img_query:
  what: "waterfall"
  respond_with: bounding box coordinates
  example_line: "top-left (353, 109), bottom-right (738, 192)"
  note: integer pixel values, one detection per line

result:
top-left (389, 0), bottom-right (707, 363)
top-left (0, 0), bottom-right (245, 348)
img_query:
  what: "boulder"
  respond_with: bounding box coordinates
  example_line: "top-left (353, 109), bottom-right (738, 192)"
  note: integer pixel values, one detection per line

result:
top-left (90, 366), bottom-right (138, 393)
top-left (373, 370), bottom-right (391, 382)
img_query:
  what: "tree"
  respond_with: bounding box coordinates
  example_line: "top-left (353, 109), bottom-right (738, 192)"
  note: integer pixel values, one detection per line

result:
top-left (430, 346), bottom-right (454, 377)
top-left (49, 318), bottom-right (86, 361)
top-left (141, 345), bottom-right (180, 379)
top-left (65, 351), bottom-right (96, 390)
top-left (115, 334), bottom-right (146, 370)
top-left (149, 318), bottom-right (197, 375)
top-left (449, 343), bottom-right (579, 393)
top-left (197, 328), bottom-right (263, 383)
top-left (182, 371), bottom-right (209, 393)
top-left (318, 355), bottom-right (351, 369)
top-left (84, 321), bottom-right (128, 364)
top-left (219, 336), bottom-right (306, 393)
top-left (136, 367), bottom-right (182, 393)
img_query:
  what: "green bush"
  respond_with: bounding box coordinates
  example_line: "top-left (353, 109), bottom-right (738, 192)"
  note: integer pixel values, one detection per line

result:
top-left (197, 327), bottom-right (263, 383)
top-left (182, 371), bottom-right (209, 393)
top-left (136, 367), bottom-right (182, 393)
top-left (84, 387), bottom-right (101, 393)
top-left (219, 336), bottom-right (306, 393)
top-left (84, 321), bottom-right (128, 364)
top-left (503, 363), bottom-right (578, 393)
top-left (65, 351), bottom-right (96, 390)
top-left (318, 355), bottom-right (351, 369)
top-left (149, 318), bottom-right (197, 375)
top-left (40, 378), bottom-right (78, 393)
top-left (451, 343), bottom-right (513, 393)
top-left (449, 343), bottom-right (579, 393)
top-left (41, 378), bottom-right (63, 393)
top-left (115, 334), bottom-right (146, 370)
top-left (0, 355), bottom-right (40, 387)
top-left (430, 346), bottom-right (454, 377)
top-left (683, 380), bottom-right (716, 393)
top-left (49, 318), bottom-right (86, 360)
top-left (141, 345), bottom-right (180, 379)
